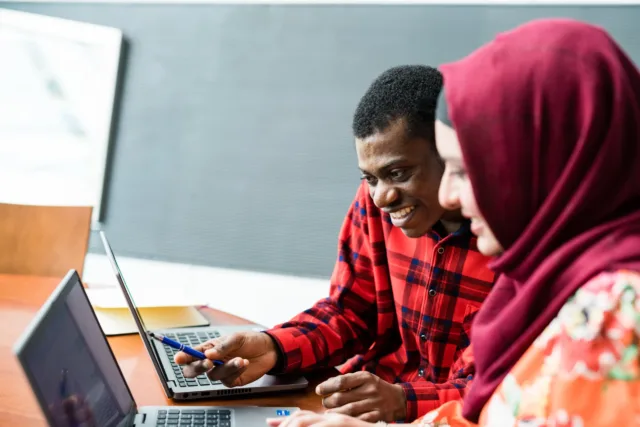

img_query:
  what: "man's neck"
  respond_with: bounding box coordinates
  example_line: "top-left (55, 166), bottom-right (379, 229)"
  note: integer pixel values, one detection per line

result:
top-left (441, 220), bottom-right (463, 235)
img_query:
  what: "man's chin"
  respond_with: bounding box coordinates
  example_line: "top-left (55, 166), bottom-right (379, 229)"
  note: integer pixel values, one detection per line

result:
top-left (395, 209), bottom-right (441, 238)
top-left (399, 225), bottom-right (429, 238)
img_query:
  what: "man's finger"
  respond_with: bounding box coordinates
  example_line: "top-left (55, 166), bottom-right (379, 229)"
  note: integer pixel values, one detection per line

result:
top-left (321, 387), bottom-right (369, 409)
top-left (203, 333), bottom-right (245, 360)
top-left (174, 341), bottom-right (215, 365)
top-left (206, 357), bottom-right (249, 386)
top-left (62, 395), bottom-right (80, 424)
top-left (325, 399), bottom-right (371, 417)
top-left (181, 359), bottom-right (215, 378)
top-left (316, 372), bottom-right (370, 396)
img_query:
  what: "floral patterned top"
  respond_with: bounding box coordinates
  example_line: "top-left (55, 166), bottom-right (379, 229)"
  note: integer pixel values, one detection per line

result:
top-left (412, 270), bottom-right (640, 427)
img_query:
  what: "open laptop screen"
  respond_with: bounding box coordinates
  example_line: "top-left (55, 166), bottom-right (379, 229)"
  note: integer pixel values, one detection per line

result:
top-left (99, 231), bottom-right (172, 395)
top-left (14, 271), bottom-right (135, 427)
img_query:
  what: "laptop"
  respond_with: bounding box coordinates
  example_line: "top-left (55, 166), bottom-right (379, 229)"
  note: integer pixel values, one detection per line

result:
top-left (13, 270), bottom-right (298, 427)
top-left (99, 231), bottom-right (308, 401)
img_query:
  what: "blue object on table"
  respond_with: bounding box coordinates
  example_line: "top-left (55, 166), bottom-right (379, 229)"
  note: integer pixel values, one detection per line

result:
top-left (148, 332), bottom-right (223, 366)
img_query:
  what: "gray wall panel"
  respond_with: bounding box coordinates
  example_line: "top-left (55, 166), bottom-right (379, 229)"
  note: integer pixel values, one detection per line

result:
top-left (4, 4), bottom-right (639, 278)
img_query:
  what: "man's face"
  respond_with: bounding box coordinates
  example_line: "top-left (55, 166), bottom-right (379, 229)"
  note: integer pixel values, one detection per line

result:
top-left (356, 118), bottom-right (451, 238)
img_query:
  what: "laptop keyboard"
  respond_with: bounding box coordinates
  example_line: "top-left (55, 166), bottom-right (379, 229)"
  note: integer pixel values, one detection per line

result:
top-left (163, 331), bottom-right (222, 388)
top-left (155, 409), bottom-right (232, 427)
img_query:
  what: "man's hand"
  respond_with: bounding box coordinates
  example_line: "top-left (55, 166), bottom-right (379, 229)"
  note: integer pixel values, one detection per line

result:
top-left (173, 331), bottom-right (279, 387)
top-left (49, 394), bottom-right (96, 427)
top-left (316, 372), bottom-right (407, 423)
top-left (266, 410), bottom-right (375, 427)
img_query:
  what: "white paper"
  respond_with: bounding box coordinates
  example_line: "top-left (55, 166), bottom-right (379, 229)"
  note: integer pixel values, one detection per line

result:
top-left (85, 287), bottom-right (207, 309)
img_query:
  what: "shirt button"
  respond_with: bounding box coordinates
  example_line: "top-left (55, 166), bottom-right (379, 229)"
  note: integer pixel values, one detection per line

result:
top-left (418, 368), bottom-right (425, 377)
top-left (428, 288), bottom-right (437, 297)
top-left (420, 333), bottom-right (427, 341)
top-left (437, 247), bottom-right (445, 255)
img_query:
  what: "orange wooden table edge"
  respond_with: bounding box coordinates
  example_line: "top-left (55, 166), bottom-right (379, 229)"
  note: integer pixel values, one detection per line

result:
top-left (0, 274), bottom-right (331, 427)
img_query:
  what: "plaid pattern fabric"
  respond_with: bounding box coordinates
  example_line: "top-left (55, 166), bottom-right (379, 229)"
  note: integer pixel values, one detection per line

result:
top-left (266, 181), bottom-right (495, 422)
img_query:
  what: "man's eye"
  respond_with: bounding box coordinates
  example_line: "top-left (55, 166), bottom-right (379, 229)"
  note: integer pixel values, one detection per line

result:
top-left (361, 175), bottom-right (377, 185)
top-left (390, 169), bottom-right (407, 180)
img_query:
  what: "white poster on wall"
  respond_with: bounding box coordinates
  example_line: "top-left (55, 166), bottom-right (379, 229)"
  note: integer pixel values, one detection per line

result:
top-left (0, 8), bottom-right (123, 227)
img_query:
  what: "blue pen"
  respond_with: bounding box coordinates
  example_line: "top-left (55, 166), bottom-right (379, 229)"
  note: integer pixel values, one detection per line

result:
top-left (148, 332), bottom-right (224, 366)
top-left (59, 368), bottom-right (69, 398)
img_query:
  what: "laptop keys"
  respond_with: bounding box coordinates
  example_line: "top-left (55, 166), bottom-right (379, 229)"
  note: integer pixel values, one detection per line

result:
top-left (161, 331), bottom-right (223, 387)
top-left (156, 409), bottom-right (231, 426)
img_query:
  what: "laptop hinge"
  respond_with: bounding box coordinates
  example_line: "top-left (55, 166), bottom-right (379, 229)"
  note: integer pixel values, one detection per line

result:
top-left (133, 413), bottom-right (146, 426)
top-left (151, 343), bottom-right (171, 383)
top-left (149, 342), bottom-right (175, 397)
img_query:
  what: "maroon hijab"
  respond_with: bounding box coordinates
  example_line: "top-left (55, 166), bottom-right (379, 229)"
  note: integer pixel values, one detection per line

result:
top-left (439, 18), bottom-right (640, 422)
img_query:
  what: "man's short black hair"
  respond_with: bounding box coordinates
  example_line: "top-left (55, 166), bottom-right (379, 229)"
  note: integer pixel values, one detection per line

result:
top-left (352, 65), bottom-right (443, 144)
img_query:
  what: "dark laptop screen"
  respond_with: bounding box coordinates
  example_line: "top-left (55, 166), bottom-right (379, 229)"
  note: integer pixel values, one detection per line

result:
top-left (18, 275), bottom-right (134, 427)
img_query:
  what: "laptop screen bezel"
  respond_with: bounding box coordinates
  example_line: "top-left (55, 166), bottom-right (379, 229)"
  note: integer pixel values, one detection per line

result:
top-left (13, 269), bottom-right (138, 426)
top-left (99, 231), bottom-right (173, 397)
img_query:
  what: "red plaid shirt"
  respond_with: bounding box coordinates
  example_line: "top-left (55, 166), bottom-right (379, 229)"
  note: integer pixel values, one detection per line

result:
top-left (266, 181), bottom-right (495, 421)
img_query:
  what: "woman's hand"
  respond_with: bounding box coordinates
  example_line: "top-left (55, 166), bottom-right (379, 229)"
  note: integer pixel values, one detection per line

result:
top-left (266, 410), bottom-right (377, 427)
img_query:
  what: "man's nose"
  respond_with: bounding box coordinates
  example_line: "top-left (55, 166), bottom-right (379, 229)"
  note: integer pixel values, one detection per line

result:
top-left (372, 182), bottom-right (399, 208)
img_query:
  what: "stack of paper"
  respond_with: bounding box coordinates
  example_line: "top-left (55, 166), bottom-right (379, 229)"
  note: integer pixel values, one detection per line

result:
top-left (85, 287), bottom-right (210, 336)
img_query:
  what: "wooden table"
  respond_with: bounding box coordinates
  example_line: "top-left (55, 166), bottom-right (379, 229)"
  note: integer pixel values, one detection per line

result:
top-left (0, 274), bottom-right (333, 426)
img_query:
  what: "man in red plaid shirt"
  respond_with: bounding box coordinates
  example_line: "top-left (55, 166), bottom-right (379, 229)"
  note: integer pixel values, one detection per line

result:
top-left (176, 66), bottom-right (495, 423)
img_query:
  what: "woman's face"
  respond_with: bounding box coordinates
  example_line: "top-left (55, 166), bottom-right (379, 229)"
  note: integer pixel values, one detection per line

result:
top-left (435, 120), bottom-right (504, 256)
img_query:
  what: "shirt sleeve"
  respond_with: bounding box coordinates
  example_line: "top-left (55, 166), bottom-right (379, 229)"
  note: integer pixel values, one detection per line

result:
top-left (264, 183), bottom-right (383, 373)
top-left (401, 346), bottom-right (475, 422)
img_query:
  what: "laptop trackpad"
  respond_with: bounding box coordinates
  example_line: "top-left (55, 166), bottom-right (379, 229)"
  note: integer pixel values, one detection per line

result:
top-left (242, 373), bottom-right (307, 388)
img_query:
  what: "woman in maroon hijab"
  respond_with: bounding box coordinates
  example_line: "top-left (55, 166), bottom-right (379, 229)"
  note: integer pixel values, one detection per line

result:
top-left (429, 17), bottom-right (640, 427)
top-left (267, 17), bottom-right (640, 427)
